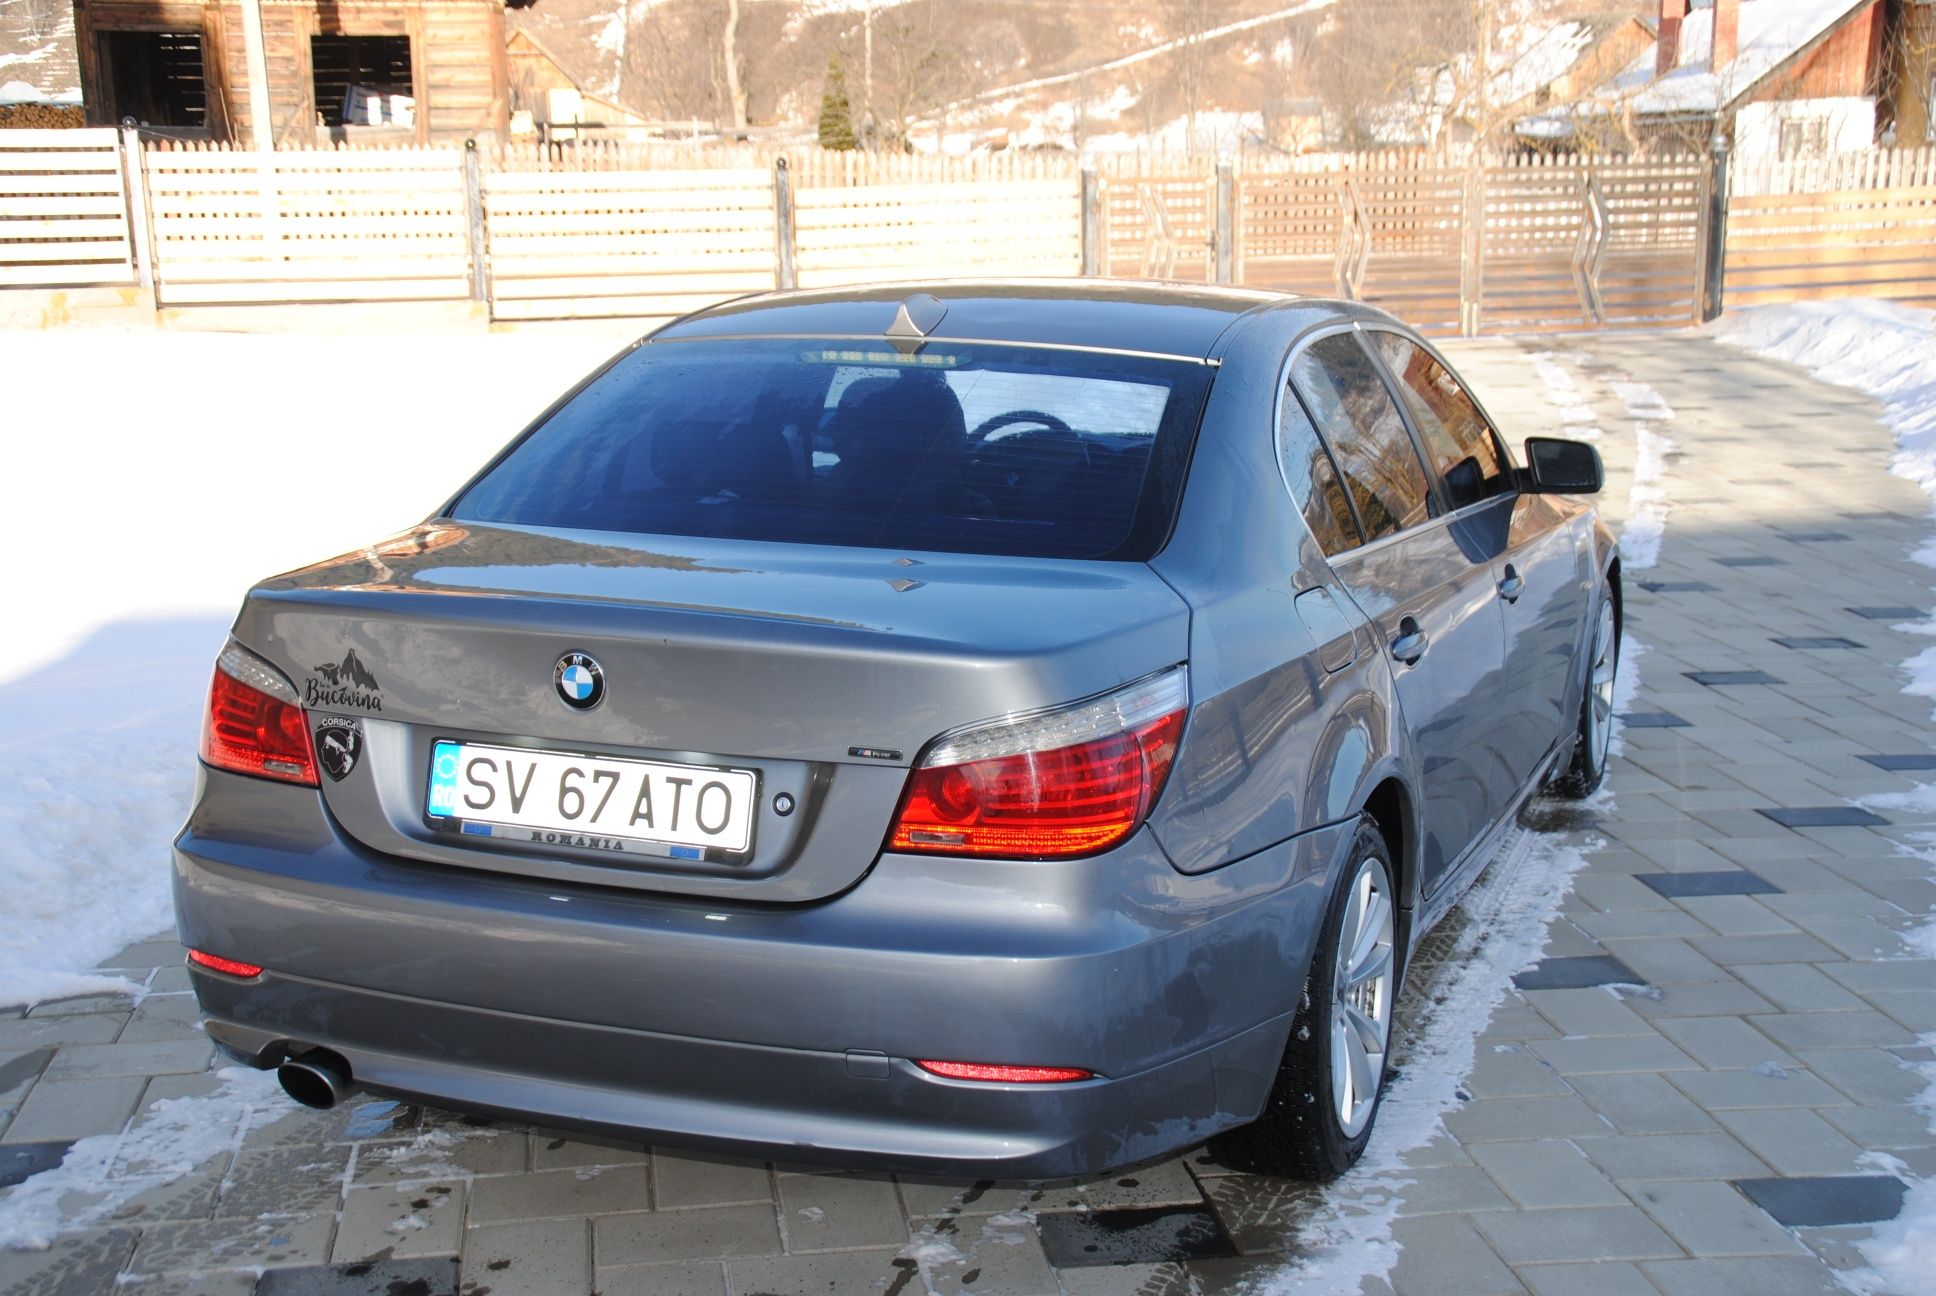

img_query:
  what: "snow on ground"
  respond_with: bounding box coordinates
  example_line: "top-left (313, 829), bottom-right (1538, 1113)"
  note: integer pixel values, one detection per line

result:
top-left (1526, 351), bottom-right (1602, 439)
top-left (1609, 377), bottom-right (1676, 571)
top-left (1255, 826), bottom-right (1608, 1292)
top-left (0, 1068), bottom-right (286, 1250)
top-left (0, 326), bottom-right (617, 1009)
top-left (1712, 301), bottom-right (1936, 1296)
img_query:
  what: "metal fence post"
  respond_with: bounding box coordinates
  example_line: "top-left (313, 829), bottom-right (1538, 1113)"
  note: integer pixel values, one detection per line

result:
top-left (463, 139), bottom-right (489, 305)
top-left (1700, 136), bottom-right (1731, 322)
top-left (118, 126), bottom-right (156, 304)
top-left (774, 157), bottom-right (797, 290)
top-left (1213, 159), bottom-right (1234, 284)
top-left (1080, 163), bottom-right (1100, 276)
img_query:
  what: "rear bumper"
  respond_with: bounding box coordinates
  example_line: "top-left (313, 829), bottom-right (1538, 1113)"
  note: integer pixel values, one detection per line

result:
top-left (174, 767), bottom-right (1347, 1178)
top-left (196, 975), bottom-right (1290, 1178)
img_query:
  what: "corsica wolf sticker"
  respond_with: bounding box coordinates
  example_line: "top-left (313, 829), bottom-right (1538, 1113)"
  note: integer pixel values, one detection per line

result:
top-left (314, 716), bottom-right (364, 782)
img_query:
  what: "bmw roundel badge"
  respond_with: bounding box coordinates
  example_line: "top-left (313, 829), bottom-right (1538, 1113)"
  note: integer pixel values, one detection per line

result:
top-left (554, 652), bottom-right (605, 710)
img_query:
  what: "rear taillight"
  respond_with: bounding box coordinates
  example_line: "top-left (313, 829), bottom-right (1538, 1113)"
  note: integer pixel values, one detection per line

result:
top-left (888, 666), bottom-right (1187, 860)
top-left (200, 642), bottom-right (317, 786)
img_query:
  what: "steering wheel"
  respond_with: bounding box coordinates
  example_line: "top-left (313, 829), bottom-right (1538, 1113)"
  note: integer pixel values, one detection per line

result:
top-left (965, 410), bottom-right (1091, 517)
top-left (969, 409), bottom-right (1080, 451)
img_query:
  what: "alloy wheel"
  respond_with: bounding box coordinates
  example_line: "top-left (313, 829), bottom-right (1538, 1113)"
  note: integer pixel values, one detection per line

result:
top-left (1587, 599), bottom-right (1617, 772)
top-left (1330, 855), bottom-right (1395, 1138)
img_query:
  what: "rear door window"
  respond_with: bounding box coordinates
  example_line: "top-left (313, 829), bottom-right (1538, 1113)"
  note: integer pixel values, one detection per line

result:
top-left (1371, 332), bottom-right (1512, 511)
top-left (1278, 382), bottom-right (1363, 556)
top-left (451, 339), bottom-right (1213, 561)
top-left (1291, 333), bottom-right (1434, 543)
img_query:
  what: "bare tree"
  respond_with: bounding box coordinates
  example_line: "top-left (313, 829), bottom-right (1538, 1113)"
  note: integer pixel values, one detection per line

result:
top-left (12, 0), bottom-right (66, 44)
top-left (1294, 0), bottom-right (1470, 149)
top-left (860, 3), bottom-right (1017, 148)
top-left (722, 0), bottom-right (749, 133)
top-left (1162, 0), bottom-right (1213, 152)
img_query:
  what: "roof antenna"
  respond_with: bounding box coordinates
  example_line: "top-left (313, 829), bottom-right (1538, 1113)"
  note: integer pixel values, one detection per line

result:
top-left (885, 293), bottom-right (947, 354)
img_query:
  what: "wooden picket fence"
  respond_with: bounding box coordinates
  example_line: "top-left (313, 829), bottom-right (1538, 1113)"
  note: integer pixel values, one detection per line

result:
top-left (0, 128), bottom-right (137, 288)
top-left (484, 167), bottom-right (777, 322)
top-left (142, 145), bottom-right (471, 305)
top-left (3, 132), bottom-right (1935, 329)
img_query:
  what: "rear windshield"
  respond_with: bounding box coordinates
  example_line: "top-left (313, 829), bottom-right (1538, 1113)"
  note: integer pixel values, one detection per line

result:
top-left (449, 338), bottom-right (1214, 561)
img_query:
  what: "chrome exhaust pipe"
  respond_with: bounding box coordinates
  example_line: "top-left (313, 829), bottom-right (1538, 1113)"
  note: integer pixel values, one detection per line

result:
top-left (277, 1048), bottom-right (357, 1110)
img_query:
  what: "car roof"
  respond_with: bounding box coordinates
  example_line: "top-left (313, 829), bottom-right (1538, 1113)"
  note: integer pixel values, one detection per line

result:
top-left (651, 279), bottom-right (1341, 361)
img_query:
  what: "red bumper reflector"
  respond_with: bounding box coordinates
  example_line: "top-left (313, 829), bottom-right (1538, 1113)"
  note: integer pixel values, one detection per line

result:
top-left (916, 1059), bottom-right (1093, 1084)
top-left (187, 949), bottom-right (264, 978)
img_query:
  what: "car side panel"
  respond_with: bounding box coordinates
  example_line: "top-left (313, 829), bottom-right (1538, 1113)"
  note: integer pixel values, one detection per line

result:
top-left (1325, 523), bottom-right (1509, 896)
top-left (1490, 493), bottom-right (1592, 783)
top-left (1148, 308), bottom-right (1405, 879)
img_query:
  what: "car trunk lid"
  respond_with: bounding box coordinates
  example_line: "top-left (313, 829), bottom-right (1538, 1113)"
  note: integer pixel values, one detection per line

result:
top-left (231, 522), bottom-right (1190, 902)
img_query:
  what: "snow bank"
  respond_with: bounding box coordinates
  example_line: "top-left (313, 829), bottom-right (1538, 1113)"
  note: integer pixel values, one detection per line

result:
top-left (1713, 301), bottom-right (1936, 1295)
top-left (0, 328), bottom-right (616, 1008)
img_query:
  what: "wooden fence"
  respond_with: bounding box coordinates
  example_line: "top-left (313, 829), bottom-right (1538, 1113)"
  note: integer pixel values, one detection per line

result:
top-left (0, 128), bottom-right (136, 288)
top-left (143, 146), bottom-right (470, 305)
top-left (484, 168), bottom-right (776, 321)
top-left (1722, 149), bottom-right (1936, 310)
top-left (3, 134), bottom-right (1934, 330)
top-left (796, 178), bottom-right (1082, 289)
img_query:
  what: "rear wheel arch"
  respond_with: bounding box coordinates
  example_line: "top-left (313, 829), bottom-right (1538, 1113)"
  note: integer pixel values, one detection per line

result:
top-left (1358, 777), bottom-right (1412, 913)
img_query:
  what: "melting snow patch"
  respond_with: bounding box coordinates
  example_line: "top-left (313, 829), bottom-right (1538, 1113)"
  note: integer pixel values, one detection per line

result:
top-left (1253, 826), bottom-right (1604, 1291)
top-left (897, 1232), bottom-right (967, 1279)
top-left (0, 1067), bottom-right (286, 1250)
top-left (1527, 350), bottom-right (1602, 438)
top-left (1607, 378), bottom-right (1677, 572)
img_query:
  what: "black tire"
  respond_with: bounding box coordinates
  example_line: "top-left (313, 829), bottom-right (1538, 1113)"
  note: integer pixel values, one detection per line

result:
top-left (1549, 588), bottom-right (1619, 800)
top-left (1212, 815), bottom-right (1399, 1181)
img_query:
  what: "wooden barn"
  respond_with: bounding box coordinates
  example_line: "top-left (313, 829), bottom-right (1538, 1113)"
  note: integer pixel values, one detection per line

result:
top-left (72, 0), bottom-right (510, 145)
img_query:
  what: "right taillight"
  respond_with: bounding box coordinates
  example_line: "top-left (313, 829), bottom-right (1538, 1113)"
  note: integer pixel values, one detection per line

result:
top-left (200, 642), bottom-right (317, 787)
top-left (888, 666), bottom-right (1187, 860)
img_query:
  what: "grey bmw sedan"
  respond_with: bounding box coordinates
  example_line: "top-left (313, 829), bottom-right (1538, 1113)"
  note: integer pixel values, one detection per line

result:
top-left (176, 281), bottom-right (1617, 1181)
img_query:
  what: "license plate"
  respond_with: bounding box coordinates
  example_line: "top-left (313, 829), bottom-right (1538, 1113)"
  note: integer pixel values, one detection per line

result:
top-left (426, 740), bottom-right (757, 857)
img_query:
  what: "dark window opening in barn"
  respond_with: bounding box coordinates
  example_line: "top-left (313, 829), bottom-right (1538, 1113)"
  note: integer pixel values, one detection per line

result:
top-left (103, 31), bottom-right (207, 128)
top-left (312, 35), bottom-right (416, 128)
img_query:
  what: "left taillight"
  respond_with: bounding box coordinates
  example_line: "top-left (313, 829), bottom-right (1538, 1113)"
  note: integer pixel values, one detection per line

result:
top-left (887, 666), bottom-right (1187, 860)
top-left (200, 641), bottom-right (317, 786)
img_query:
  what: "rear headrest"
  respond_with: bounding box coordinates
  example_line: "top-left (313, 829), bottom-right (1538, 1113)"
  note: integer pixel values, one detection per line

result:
top-left (827, 371), bottom-right (967, 470)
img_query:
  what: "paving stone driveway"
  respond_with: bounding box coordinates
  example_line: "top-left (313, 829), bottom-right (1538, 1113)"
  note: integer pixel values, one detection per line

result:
top-left (3, 332), bottom-right (1933, 1296)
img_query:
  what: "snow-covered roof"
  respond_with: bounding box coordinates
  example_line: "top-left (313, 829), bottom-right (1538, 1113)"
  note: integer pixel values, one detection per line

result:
top-left (1492, 20), bottom-right (1597, 107)
top-left (1605, 0), bottom-right (1869, 117)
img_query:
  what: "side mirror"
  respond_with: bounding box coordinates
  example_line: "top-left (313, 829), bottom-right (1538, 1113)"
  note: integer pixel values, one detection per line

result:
top-left (1523, 437), bottom-right (1604, 494)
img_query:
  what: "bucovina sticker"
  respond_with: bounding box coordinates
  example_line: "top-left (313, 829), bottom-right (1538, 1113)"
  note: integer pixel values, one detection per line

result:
top-left (314, 716), bottom-right (363, 782)
top-left (306, 649), bottom-right (382, 712)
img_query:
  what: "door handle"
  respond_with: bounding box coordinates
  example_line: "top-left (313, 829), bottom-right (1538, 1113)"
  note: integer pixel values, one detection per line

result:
top-left (1390, 617), bottom-right (1429, 665)
top-left (1499, 565), bottom-right (1525, 604)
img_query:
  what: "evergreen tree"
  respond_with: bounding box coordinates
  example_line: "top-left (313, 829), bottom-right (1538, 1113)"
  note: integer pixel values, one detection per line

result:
top-left (819, 58), bottom-right (857, 151)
